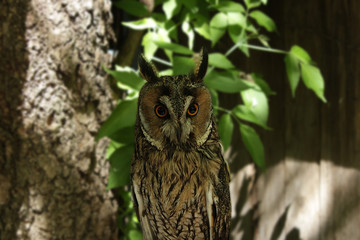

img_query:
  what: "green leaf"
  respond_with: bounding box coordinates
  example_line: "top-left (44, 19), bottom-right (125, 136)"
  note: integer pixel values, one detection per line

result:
top-left (210, 12), bottom-right (228, 29)
top-left (109, 126), bottom-right (135, 144)
top-left (210, 27), bottom-right (226, 47)
top-left (241, 88), bottom-right (269, 125)
top-left (182, 21), bottom-right (195, 50)
top-left (244, 0), bottom-right (262, 9)
top-left (142, 32), bottom-right (158, 59)
top-left (251, 73), bottom-right (276, 96)
top-left (213, 1), bottom-right (245, 13)
top-left (284, 54), bottom-right (300, 97)
top-left (163, 19), bottom-right (178, 40)
top-left (209, 12), bottom-right (228, 46)
top-left (195, 23), bottom-right (211, 40)
top-left (232, 105), bottom-right (270, 129)
top-left (107, 145), bottom-right (134, 189)
top-left (106, 141), bottom-right (123, 159)
top-left (239, 124), bottom-right (265, 169)
top-left (156, 30), bottom-right (173, 60)
top-left (193, 14), bottom-right (212, 40)
top-left (96, 99), bottom-right (137, 141)
top-left (129, 230), bottom-right (143, 240)
top-left (181, 0), bottom-right (199, 13)
top-left (245, 22), bottom-right (259, 34)
top-left (228, 25), bottom-right (249, 56)
top-left (218, 113), bottom-right (234, 151)
top-left (105, 66), bottom-right (145, 91)
top-left (209, 53), bottom-right (235, 69)
top-left (159, 69), bottom-right (173, 76)
top-left (154, 41), bottom-right (194, 55)
top-left (163, 0), bottom-right (181, 19)
top-left (250, 10), bottom-right (277, 32)
top-left (290, 45), bottom-right (312, 64)
top-left (118, 188), bottom-right (132, 205)
top-left (173, 56), bottom-right (194, 75)
top-left (300, 63), bottom-right (327, 102)
top-left (258, 34), bottom-right (270, 48)
top-left (226, 12), bottom-right (247, 27)
top-left (122, 18), bottom-right (156, 30)
top-left (261, 0), bottom-right (268, 4)
top-left (204, 71), bottom-right (251, 93)
top-left (113, 0), bottom-right (148, 17)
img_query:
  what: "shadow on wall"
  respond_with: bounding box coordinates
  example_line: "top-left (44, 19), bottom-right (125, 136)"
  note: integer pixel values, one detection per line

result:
top-left (269, 205), bottom-right (302, 240)
top-left (230, 174), bottom-right (258, 240)
top-left (230, 180), bottom-right (305, 240)
top-left (286, 228), bottom-right (302, 240)
top-left (230, 161), bottom-right (360, 239)
top-left (230, 175), bottom-right (258, 239)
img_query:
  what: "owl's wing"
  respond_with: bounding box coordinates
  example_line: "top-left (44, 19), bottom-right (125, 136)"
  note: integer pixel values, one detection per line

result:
top-left (206, 161), bottom-right (231, 240)
top-left (131, 182), bottom-right (154, 240)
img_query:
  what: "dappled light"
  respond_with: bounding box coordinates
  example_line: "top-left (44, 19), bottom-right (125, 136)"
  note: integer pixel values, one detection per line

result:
top-left (230, 160), bottom-right (360, 239)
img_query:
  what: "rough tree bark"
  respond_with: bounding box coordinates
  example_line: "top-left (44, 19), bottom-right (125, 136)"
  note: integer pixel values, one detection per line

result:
top-left (0, 0), bottom-right (118, 239)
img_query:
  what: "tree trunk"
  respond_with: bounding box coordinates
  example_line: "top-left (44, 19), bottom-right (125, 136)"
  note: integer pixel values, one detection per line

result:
top-left (0, 0), bottom-right (118, 239)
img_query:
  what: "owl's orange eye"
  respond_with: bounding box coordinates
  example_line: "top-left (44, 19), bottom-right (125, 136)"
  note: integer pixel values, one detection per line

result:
top-left (155, 105), bottom-right (168, 118)
top-left (187, 103), bottom-right (199, 116)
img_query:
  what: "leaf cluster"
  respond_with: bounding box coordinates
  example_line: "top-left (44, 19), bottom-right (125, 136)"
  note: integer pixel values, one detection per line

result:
top-left (98, 0), bottom-right (326, 239)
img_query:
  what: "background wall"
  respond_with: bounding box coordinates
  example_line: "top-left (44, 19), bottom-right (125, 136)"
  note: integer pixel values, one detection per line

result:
top-left (229, 1), bottom-right (360, 239)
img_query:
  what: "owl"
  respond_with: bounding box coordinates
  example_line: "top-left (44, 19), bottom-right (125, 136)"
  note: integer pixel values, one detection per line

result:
top-left (131, 49), bottom-right (231, 240)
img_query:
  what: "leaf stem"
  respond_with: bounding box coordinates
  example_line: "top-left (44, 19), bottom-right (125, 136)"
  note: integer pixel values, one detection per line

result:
top-left (151, 56), bottom-right (172, 67)
top-left (237, 43), bottom-right (288, 54)
top-left (225, 40), bottom-right (245, 57)
top-left (214, 106), bottom-right (243, 126)
top-left (214, 106), bottom-right (231, 114)
top-left (208, 41), bottom-right (243, 75)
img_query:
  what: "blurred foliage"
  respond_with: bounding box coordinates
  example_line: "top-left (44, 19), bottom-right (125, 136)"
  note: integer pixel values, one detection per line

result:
top-left (98, 0), bottom-right (326, 239)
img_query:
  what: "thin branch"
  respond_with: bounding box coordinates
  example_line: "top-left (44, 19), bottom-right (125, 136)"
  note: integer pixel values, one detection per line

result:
top-left (214, 106), bottom-right (243, 126)
top-left (214, 106), bottom-right (231, 114)
top-left (238, 43), bottom-right (288, 54)
top-left (225, 41), bottom-right (244, 57)
top-left (151, 56), bottom-right (172, 67)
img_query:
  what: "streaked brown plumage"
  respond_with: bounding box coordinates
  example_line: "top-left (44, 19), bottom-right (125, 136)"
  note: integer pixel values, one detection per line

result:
top-left (131, 49), bottom-right (231, 240)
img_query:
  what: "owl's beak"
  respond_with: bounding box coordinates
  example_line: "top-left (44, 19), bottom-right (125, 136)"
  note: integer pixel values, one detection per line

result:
top-left (176, 128), bottom-right (182, 142)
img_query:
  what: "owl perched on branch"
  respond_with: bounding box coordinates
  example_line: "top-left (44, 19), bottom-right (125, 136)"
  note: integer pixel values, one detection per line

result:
top-left (131, 49), bottom-right (231, 240)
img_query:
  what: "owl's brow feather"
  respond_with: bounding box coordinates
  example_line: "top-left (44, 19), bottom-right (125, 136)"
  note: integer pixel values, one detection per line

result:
top-left (160, 86), bottom-right (170, 96)
top-left (183, 87), bottom-right (196, 97)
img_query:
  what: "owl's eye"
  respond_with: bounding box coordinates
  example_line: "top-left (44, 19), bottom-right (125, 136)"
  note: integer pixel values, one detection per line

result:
top-left (187, 103), bottom-right (199, 116)
top-left (155, 104), bottom-right (168, 118)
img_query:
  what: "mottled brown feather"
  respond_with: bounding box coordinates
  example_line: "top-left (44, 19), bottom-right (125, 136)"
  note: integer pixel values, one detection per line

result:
top-left (131, 51), bottom-right (231, 240)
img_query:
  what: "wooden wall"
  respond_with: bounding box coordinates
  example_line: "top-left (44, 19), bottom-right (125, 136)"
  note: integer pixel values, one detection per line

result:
top-left (229, 1), bottom-right (360, 239)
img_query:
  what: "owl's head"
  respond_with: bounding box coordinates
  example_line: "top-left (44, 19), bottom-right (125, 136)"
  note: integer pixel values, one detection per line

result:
top-left (137, 49), bottom-right (213, 151)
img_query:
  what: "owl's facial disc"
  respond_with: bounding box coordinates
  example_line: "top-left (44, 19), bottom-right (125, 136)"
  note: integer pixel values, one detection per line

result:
top-left (138, 79), bottom-right (213, 150)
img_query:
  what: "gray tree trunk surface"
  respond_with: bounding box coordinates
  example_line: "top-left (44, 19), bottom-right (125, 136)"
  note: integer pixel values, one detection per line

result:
top-left (0, 0), bottom-right (118, 239)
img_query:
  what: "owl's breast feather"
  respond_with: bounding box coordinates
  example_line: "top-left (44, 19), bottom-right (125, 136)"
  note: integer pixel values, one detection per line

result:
top-left (132, 147), bottom-right (224, 240)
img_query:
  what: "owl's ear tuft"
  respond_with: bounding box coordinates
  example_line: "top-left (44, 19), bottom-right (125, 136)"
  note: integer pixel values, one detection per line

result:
top-left (138, 54), bottom-right (159, 83)
top-left (194, 48), bottom-right (208, 82)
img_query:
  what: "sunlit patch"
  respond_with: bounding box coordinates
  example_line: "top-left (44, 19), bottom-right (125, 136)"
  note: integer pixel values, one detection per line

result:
top-left (251, 97), bottom-right (258, 107)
